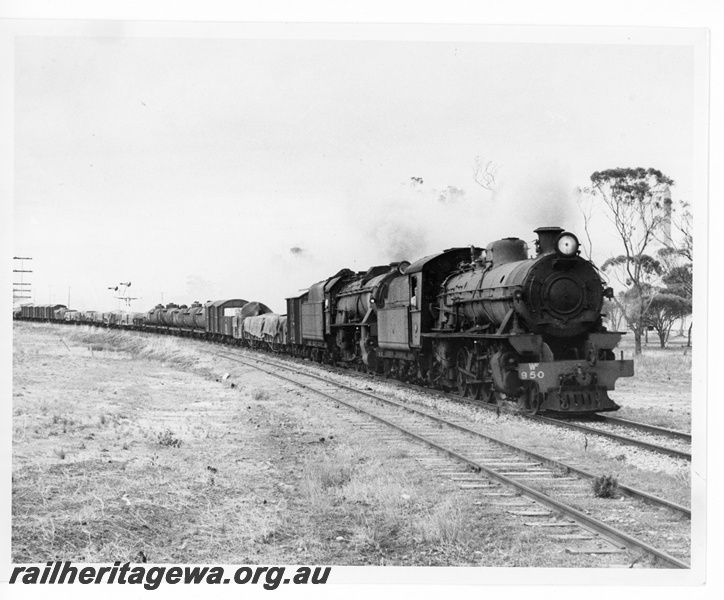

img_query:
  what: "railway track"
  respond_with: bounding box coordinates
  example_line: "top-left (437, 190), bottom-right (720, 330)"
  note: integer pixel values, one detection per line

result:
top-left (531, 415), bottom-right (691, 461)
top-left (412, 385), bottom-right (691, 462)
top-left (578, 414), bottom-right (691, 442)
top-left (212, 347), bottom-right (690, 569)
top-left (232, 347), bottom-right (692, 463)
top-left (231, 349), bottom-right (691, 514)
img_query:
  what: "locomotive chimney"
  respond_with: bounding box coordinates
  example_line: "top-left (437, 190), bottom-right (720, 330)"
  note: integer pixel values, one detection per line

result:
top-left (534, 227), bottom-right (564, 256)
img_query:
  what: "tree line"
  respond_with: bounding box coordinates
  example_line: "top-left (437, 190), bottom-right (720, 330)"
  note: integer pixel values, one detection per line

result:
top-left (472, 159), bottom-right (693, 355)
top-left (584, 168), bottom-right (692, 354)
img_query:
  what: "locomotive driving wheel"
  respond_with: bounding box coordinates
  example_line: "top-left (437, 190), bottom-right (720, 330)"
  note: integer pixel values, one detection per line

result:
top-left (455, 347), bottom-right (480, 398)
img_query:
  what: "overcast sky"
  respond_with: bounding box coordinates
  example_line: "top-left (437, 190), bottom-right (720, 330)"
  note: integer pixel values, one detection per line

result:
top-left (9, 25), bottom-right (706, 312)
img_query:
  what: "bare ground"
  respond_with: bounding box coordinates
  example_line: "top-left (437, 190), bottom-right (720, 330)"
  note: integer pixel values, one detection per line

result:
top-left (12, 322), bottom-right (692, 567)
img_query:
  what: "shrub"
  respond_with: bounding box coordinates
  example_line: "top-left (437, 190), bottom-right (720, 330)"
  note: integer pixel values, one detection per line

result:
top-left (157, 429), bottom-right (182, 448)
top-left (593, 475), bottom-right (619, 498)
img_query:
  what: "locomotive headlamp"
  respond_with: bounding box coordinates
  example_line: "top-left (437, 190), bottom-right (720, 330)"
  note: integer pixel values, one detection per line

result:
top-left (555, 232), bottom-right (579, 257)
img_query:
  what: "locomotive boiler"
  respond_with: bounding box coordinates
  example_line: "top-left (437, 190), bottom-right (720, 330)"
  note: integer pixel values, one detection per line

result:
top-left (431, 227), bottom-right (633, 413)
top-left (331, 262), bottom-right (410, 369)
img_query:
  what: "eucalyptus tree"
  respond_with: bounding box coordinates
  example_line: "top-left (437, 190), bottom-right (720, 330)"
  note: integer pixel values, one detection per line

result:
top-left (588, 167), bottom-right (675, 354)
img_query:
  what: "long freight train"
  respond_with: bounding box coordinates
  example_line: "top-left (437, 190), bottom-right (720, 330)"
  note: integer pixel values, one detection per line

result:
top-left (14, 226), bottom-right (634, 415)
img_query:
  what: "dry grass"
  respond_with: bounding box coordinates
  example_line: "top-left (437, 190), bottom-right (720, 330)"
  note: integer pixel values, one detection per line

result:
top-left (13, 322), bottom-right (658, 567)
top-left (617, 336), bottom-right (692, 385)
top-left (251, 389), bottom-right (271, 402)
top-left (630, 349), bottom-right (692, 380)
top-left (612, 339), bottom-right (692, 431)
top-left (294, 439), bottom-right (613, 566)
top-left (61, 325), bottom-right (204, 370)
top-left (417, 499), bottom-right (477, 547)
top-left (302, 446), bottom-right (356, 506)
top-left (12, 324), bottom-right (263, 563)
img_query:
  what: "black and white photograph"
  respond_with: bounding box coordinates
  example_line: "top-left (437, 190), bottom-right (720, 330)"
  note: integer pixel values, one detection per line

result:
top-left (1, 2), bottom-right (719, 597)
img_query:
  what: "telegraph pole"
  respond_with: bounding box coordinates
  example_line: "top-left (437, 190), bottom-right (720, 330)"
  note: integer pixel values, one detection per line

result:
top-left (13, 256), bottom-right (32, 307)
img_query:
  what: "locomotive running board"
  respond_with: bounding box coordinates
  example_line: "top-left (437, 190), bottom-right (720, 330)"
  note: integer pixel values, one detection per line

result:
top-left (422, 332), bottom-right (515, 339)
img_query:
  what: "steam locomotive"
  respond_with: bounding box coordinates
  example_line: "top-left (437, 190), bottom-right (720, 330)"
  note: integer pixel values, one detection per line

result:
top-left (285, 226), bottom-right (633, 414)
top-left (15, 226), bottom-right (633, 414)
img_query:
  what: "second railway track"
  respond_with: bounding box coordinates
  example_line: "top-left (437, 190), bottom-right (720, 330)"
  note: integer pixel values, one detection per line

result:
top-left (531, 415), bottom-right (691, 461)
top-left (211, 347), bottom-right (690, 569)
top-left (221, 344), bottom-right (692, 463)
